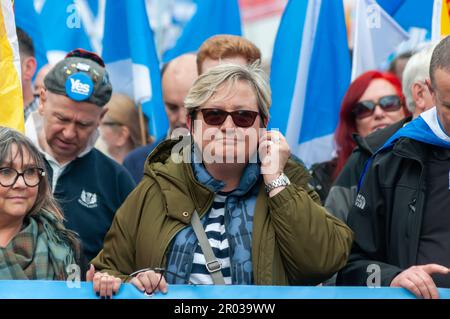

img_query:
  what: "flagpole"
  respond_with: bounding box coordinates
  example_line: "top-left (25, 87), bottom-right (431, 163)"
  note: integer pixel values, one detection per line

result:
top-left (138, 104), bottom-right (147, 146)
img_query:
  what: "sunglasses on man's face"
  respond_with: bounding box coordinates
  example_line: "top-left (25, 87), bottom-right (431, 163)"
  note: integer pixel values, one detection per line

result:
top-left (352, 95), bottom-right (402, 119)
top-left (196, 108), bottom-right (260, 128)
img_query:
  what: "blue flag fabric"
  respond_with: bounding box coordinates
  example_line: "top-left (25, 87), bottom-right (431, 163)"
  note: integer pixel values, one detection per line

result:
top-left (38, 0), bottom-right (93, 63)
top-left (14, 0), bottom-right (48, 72)
top-left (162, 0), bottom-right (242, 63)
top-left (269, 0), bottom-right (351, 167)
top-left (102, 0), bottom-right (168, 140)
top-left (377, 0), bottom-right (433, 33)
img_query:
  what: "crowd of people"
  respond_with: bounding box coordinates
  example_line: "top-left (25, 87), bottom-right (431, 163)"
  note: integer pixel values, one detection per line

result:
top-left (1, 28), bottom-right (450, 299)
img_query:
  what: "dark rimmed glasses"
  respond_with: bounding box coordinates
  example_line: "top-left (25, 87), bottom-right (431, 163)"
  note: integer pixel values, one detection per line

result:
top-left (195, 108), bottom-right (260, 128)
top-left (352, 95), bottom-right (402, 119)
top-left (0, 167), bottom-right (45, 187)
top-left (129, 267), bottom-right (195, 295)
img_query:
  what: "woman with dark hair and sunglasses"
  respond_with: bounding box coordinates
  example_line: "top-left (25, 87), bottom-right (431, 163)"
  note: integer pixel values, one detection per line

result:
top-left (91, 63), bottom-right (353, 294)
top-left (309, 71), bottom-right (409, 203)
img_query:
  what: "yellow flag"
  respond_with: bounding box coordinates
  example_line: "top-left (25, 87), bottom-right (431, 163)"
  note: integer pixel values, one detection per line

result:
top-left (0, 0), bottom-right (24, 132)
top-left (441, 0), bottom-right (450, 37)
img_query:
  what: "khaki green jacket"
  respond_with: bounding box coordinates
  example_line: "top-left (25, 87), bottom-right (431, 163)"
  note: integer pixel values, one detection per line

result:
top-left (92, 140), bottom-right (353, 285)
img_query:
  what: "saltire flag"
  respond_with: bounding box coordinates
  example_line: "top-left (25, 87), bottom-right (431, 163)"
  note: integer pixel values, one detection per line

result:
top-left (14, 0), bottom-right (48, 72)
top-left (377, 0), bottom-right (433, 34)
top-left (35, 0), bottom-right (93, 64)
top-left (351, 0), bottom-right (409, 80)
top-left (432, 0), bottom-right (450, 41)
top-left (162, 0), bottom-right (242, 62)
top-left (0, 0), bottom-right (24, 132)
top-left (102, 0), bottom-right (168, 140)
top-left (269, 0), bottom-right (351, 168)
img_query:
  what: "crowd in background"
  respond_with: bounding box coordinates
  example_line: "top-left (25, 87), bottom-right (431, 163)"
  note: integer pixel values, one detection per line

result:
top-left (1, 27), bottom-right (450, 300)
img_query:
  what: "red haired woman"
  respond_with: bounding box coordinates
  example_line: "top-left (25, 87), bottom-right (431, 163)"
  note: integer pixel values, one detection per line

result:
top-left (310, 71), bottom-right (409, 203)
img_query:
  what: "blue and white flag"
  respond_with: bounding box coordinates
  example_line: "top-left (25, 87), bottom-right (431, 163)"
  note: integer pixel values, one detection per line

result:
top-left (14, 0), bottom-right (48, 72)
top-left (14, 0), bottom-right (105, 66)
top-left (351, 0), bottom-right (409, 79)
top-left (102, 0), bottom-right (168, 140)
top-left (162, 0), bottom-right (242, 62)
top-left (37, 0), bottom-right (94, 63)
top-left (269, 0), bottom-right (351, 168)
top-left (377, 0), bottom-right (433, 34)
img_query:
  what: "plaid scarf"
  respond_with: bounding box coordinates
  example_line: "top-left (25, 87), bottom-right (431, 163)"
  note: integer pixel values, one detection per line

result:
top-left (0, 210), bottom-right (78, 280)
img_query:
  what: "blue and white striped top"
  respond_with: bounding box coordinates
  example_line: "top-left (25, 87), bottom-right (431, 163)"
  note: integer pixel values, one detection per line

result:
top-left (189, 193), bottom-right (232, 285)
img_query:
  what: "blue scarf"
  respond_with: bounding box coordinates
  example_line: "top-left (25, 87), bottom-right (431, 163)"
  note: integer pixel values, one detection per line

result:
top-left (165, 150), bottom-right (261, 285)
top-left (358, 107), bottom-right (450, 190)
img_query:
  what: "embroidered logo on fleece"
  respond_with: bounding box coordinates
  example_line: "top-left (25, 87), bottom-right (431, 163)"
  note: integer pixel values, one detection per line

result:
top-left (78, 190), bottom-right (98, 208)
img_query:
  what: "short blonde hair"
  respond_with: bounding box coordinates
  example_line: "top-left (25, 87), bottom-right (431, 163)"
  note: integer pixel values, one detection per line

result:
top-left (184, 63), bottom-right (271, 120)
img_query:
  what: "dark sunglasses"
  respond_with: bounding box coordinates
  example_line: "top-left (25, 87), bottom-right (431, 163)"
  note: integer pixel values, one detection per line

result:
top-left (352, 95), bottom-right (402, 119)
top-left (195, 108), bottom-right (260, 128)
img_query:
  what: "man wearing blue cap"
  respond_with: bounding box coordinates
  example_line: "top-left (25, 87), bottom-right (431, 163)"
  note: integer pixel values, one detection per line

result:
top-left (25, 49), bottom-right (135, 262)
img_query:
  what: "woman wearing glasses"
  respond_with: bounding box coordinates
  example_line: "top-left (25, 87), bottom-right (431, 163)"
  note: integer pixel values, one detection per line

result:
top-left (0, 127), bottom-right (80, 280)
top-left (309, 71), bottom-right (409, 204)
top-left (91, 63), bottom-right (353, 295)
top-left (0, 127), bottom-right (120, 298)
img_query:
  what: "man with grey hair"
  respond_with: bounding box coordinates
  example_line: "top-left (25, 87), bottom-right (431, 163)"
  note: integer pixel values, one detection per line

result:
top-left (337, 36), bottom-right (450, 299)
top-left (91, 63), bottom-right (353, 293)
top-left (324, 46), bottom-right (435, 224)
top-left (402, 45), bottom-right (435, 117)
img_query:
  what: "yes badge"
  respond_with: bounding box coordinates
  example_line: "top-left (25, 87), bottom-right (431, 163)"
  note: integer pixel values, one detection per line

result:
top-left (65, 73), bottom-right (94, 101)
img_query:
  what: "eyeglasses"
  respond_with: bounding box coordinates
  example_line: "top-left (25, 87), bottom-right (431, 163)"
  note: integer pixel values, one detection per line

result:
top-left (129, 267), bottom-right (195, 295)
top-left (0, 167), bottom-right (45, 187)
top-left (195, 108), bottom-right (260, 128)
top-left (352, 95), bottom-right (402, 119)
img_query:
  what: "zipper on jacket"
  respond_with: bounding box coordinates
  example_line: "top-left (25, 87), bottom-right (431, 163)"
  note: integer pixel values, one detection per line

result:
top-left (406, 198), bottom-right (417, 239)
top-left (408, 199), bottom-right (416, 213)
top-left (392, 146), bottom-right (425, 264)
